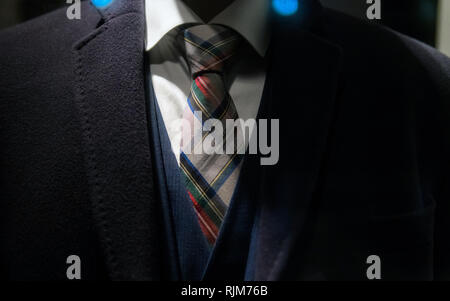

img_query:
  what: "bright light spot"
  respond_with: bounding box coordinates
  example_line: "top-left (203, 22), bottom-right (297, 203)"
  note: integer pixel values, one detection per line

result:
top-left (91, 0), bottom-right (113, 8)
top-left (272, 0), bottom-right (299, 16)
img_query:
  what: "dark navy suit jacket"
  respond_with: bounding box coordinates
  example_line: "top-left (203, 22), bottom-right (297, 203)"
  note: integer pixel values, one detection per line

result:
top-left (0, 0), bottom-right (449, 280)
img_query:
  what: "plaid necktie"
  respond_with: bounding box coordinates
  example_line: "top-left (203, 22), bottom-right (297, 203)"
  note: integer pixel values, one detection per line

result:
top-left (178, 25), bottom-right (244, 245)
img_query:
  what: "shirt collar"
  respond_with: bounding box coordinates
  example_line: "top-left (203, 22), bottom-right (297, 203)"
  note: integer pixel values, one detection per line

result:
top-left (145, 0), bottom-right (271, 57)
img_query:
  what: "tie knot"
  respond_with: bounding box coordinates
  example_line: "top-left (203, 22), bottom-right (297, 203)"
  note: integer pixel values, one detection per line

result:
top-left (178, 25), bottom-right (242, 77)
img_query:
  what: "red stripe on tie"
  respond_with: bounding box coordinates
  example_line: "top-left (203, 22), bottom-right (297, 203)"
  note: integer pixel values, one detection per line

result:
top-left (195, 77), bottom-right (209, 97)
top-left (187, 190), bottom-right (219, 244)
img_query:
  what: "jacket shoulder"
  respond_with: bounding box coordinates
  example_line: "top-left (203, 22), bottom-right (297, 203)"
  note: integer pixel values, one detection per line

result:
top-left (0, 2), bottom-right (103, 107)
top-left (0, 2), bottom-right (102, 71)
top-left (320, 8), bottom-right (450, 99)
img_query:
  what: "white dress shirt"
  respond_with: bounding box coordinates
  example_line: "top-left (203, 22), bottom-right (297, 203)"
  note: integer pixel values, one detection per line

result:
top-left (146, 0), bottom-right (271, 164)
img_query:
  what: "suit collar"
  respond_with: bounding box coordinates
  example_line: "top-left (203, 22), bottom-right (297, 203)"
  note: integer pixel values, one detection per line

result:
top-left (73, 0), bottom-right (162, 280)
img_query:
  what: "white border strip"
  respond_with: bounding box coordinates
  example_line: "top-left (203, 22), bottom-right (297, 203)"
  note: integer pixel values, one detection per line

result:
top-left (437, 0), bottom-right (450, 56)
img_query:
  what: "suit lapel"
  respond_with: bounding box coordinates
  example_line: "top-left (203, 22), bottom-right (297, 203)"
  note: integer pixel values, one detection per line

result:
top-left (72, 0), bottom-right (162, 280)
top-left (254, 3), bottom-right (343, 280)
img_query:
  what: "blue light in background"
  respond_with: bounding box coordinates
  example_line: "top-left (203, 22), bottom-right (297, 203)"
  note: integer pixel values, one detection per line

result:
top-left (272, 0), bottom-right (299, 16)
top-left (91, 0), bottom-right (114, 9)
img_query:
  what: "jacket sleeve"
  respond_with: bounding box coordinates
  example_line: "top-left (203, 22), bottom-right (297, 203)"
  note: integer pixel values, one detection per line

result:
top-left (417, 43), bottom-right (450, 280)
top-left (398, 34), bottom-right (450, 280)
top-left (432, 52), bottom-right (450, 280)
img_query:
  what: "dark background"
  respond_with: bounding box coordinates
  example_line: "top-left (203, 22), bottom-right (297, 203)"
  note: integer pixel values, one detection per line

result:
top-left (322, 0), bottom-right (438, 46)
top-left (0, 0), bottom-right (440, 46)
